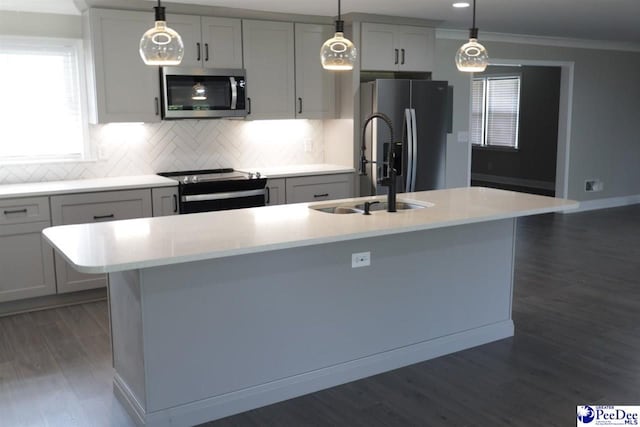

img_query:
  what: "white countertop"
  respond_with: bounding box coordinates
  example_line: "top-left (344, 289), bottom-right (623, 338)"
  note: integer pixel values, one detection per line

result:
top-left (42, 187), bottom-right (578, 274)
top-left (0, 175), bottom-right (177, 200)
top-left (236, 163), bottom-right (354, 179)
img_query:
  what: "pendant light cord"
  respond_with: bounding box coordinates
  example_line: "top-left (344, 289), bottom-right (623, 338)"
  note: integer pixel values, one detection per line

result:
top-left (338, 0), bottom-right (341, 21)
top-left (472, 0), bottom-right (476, 30)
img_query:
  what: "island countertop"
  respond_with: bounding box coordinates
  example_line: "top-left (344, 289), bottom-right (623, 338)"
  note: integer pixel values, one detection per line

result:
top-left (42, 187), bottom-right (578, 274)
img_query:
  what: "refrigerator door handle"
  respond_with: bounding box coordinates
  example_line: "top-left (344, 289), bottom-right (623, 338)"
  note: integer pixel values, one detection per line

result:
top-left (410, 108), bottom-right (418, 192)
top-left (405, 108), bottom-right (413, 192)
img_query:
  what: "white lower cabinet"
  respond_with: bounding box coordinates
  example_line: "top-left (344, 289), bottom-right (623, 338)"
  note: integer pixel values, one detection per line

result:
top-left (265, 179), bottom-right (286, 206)
top-left (152, 186), bottom-right (179, 216)
top-left (51, 189), bottom-right (152, 293)
top-left (0, 197), bottom-right (55, 303)
top-left (285, 173), bottom-right (354, 204)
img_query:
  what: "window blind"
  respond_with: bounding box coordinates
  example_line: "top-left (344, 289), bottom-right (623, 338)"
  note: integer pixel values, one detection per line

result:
top-left (471, 79), bottom-right (485, 146)
top-left (485, 77), bottom-right (520, 148)
top-left (0, 37), bottom-right (87, 161)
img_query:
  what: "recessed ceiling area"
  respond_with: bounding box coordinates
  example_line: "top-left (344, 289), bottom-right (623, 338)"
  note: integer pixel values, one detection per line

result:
top-left (1, 0), bottom-right (640, 44)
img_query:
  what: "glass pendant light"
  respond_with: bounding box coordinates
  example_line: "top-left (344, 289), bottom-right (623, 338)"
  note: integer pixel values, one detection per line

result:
top-left (320, 0), bottom-right (357, 71)
top-left (139, 0), bottom-right (184, 66)
top-left (191, 82), bottom-right (207, 100)
top-left (455, 0), bottom-right (489, 72)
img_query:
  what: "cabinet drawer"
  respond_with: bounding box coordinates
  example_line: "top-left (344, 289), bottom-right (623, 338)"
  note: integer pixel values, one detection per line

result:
top-left (51, 189), bottom-right (152, 225)
top-left (0, 197), bottom-right (50, 226)
top-left (285, 173), bottom-right (354, 204)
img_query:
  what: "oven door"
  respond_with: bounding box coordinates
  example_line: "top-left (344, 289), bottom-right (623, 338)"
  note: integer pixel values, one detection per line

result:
top-left (162, 67), bottom-right (247, 119)
top-left (179, 179), bottom-right (267, 214)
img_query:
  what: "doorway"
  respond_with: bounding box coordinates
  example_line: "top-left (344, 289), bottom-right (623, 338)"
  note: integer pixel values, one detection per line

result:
top-left (467, 59), bottom-right (574, 198)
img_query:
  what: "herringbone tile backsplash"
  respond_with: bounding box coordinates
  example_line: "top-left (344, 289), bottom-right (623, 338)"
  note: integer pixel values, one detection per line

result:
top-left (0, 119), bottom-right (325, 184)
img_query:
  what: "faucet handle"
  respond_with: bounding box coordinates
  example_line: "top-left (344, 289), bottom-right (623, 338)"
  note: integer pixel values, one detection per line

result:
top-left (363, 200), bottom-right (381, 215)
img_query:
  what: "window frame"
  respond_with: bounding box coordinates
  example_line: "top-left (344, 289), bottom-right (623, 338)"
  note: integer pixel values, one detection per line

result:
top-left (0, 35), bottom-right (92, 165)
top-left (471, 73), bottom-right (522, 151)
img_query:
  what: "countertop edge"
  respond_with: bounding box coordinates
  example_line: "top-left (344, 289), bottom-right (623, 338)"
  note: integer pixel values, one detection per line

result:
top-left (0, 175), bottom-right (177, 200)
top-left (43, 200), bottom-right (579, 274)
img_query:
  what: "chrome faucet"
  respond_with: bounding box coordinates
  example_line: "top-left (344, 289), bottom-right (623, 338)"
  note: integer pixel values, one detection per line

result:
top-left (360, 112), bottom-right (398, 212)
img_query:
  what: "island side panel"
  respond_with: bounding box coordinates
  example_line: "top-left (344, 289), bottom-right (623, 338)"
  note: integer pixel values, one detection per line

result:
top-left (138, 219), bottom-right (516, 416)
top-left (109, 270), bottom-right (147, 414)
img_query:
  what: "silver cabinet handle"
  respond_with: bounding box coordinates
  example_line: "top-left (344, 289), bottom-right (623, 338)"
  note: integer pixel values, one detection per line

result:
top-left (298, 98), bottom-right (303, 114)
top-left (401, 48), bottom-right (405, 65)
top-left (3, 208), bottom-right (27, 215)
top-left (93, 214), bottom-right (115, 220)
top-left (154, 97), bottom-right (159, 116)
top-left (182, 189), bottom-right (267, 202)
top-left (394, 49), bottom-right (399, 65)
top-left (196, 42), bottom-right (201, 62)
top-left (205, 43), bottom-right (209, 62)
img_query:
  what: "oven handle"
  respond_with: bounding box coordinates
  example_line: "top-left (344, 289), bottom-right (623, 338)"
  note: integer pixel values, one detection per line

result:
top-left (182, 188), bottom-right (267, 203)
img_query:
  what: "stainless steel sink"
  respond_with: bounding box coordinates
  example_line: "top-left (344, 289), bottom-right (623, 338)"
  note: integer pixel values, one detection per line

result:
top-left (311, 199), bottom-right (431, 214)
top-left (353, 201), bottom-right (426, 212)
top-left (313, 206), bottom-right (363, 214)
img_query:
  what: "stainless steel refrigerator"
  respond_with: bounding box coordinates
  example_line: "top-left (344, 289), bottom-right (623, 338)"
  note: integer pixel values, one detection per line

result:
top-left (360, 79), bottom-right (452, 196)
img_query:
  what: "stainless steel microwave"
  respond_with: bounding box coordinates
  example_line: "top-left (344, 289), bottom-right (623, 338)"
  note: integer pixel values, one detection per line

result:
top-left (161, 67), bottom-right (247, 119)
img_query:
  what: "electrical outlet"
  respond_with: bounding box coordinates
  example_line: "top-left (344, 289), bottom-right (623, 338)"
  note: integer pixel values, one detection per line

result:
top-left (585, 179), bottom-right (604, 192)
top-left (352, 252), bottom-right (371, 268)
top-left (304, 139), bottom-right (313, 153)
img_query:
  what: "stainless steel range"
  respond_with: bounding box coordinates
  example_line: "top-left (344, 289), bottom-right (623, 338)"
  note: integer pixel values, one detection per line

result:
top-left (158, 168), bottom-right (267, 214)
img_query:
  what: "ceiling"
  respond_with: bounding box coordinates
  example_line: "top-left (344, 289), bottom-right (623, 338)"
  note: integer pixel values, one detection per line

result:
top-left (2, 0), bottom-right (640, 44)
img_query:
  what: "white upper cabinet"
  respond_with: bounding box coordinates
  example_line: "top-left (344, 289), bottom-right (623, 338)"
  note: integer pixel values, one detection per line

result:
top-left (360, 23), bottom-right (434, 72)
top-left (84, 8), bottom-right (162, 124)
top-left (294, 23), bottom-right (336, 119)
top-left (168, 15), bottom-right (243, 68)
top-left (243, 20), bottom-right (296, 120)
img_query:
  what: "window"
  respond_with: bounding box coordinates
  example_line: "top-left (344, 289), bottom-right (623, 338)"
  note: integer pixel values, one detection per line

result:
top-left (471, 75), bottom-right (521, 149)
top-left (0, 36), bottom-right (89, 163)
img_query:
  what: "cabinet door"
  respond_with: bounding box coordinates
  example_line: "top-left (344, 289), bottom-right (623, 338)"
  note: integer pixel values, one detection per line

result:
top-left (243, 20), bottom-right (295, 120)
top-left (285, 173), bottom-right (354, 204)
top-left (51, 189), bottom-right (153, 294)
top-left (0, 222), bottom-right (56, 303)
top-left (0, 196), bottom-right (55, 303)
top-left (166, 14), bottom-right (204, 67)
top-left (360, 23), bottom-right (398, 71)
top-left (265, 178), bottom-right (286, 206)
top-left (86, 9), bottom-right (161, 123)
top-left (201, 17), bottom-right (243, 68)
top-left (152, 186), bottom-right (179, 216)
top-left (294, 24), bottom-right (336, 119)
top-left (398, 26), bottom-right (434, 72)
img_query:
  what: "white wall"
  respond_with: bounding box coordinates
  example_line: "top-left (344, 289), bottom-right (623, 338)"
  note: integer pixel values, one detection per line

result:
top-left (434, 34), bottom-right (640, 202)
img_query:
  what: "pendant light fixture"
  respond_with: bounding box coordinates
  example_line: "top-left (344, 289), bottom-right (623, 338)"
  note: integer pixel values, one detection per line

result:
top-left (320, 0), bottom-right (357, 71)
top-left (455, 0), bottom-right (489, 72)
top-left (139, 0), bottom-right (184, 66)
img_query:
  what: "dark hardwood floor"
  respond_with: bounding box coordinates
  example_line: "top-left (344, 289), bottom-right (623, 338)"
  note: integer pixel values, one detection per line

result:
top-left (1, 205), bottom-right (638, 426)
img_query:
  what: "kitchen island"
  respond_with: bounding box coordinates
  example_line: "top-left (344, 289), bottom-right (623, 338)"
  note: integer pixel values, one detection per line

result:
top-left (43, 187), bottom-right (577, 427)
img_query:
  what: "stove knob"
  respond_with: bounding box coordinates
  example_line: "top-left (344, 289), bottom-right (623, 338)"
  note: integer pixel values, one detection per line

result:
top-left (182, 176), bottom-right (190, 184)
top-left (255, 172), bottom-right (261, 178)
top-left (192, 175), bottom-right (199, 183)
top-left (248, 172), bottom-right (254, 179)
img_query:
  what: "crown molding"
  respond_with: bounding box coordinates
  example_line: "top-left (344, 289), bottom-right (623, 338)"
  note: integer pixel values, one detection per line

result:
top-left (436, 28), bottom-right (640, 53)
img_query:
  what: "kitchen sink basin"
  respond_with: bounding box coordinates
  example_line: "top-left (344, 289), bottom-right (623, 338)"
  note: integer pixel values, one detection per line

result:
top-left (311, 199), bottom-right (432, 214)
top-left (313, 206), bottom-right (363, 214)
top-left (352, 201), bottom-right (426, 212)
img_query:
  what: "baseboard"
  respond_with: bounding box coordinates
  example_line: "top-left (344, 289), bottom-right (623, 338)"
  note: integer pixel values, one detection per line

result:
top-left (563, 194), bottom-right (640, 213)
top-left (0, 288), bottom-right (107, 317)
top-left (114, 320), bottom-right (514, 427)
